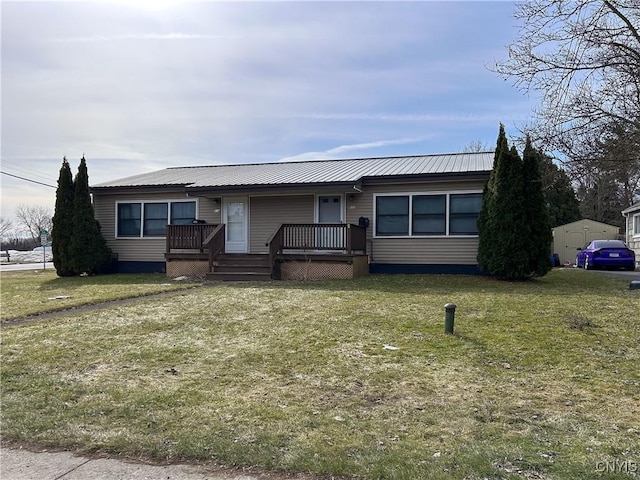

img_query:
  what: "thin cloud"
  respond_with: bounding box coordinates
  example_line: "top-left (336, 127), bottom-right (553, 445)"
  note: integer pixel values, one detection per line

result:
top-left (278, 112), bottom-right (528, 124)
top-left (279, 137), bottom-right (431, 162)
top-left (49, 33), bottom-right (237, 42)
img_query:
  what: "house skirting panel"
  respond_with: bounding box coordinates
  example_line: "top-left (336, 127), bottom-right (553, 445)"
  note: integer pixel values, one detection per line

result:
top-left (166, 259), bottom-right (209, 278)
top-left (279, 255), bottom-right (369, 281)
top-left (370, 263), bottom-right (482, 275)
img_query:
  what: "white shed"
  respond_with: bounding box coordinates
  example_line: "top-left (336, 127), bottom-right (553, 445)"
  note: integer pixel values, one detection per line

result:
top-left (552, 219), bottom-right (620, 265)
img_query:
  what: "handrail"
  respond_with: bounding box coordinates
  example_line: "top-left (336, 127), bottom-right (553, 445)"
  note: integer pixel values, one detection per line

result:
top-left (265, 224), bottom-right (284, 248)
top-left (203, 224), bottom-right (226, 271)
top-left (349, 223), bottom-right (367, 254)
top-left (266, 223), bottom-right (367, 254)
top-left (166, 224), bottom-right (218, 252)
top-left (267, 224), bottom-right (285, 279)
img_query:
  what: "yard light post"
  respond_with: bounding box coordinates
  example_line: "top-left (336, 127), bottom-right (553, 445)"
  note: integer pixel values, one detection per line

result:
top-left (40, 229), bottom-right (48, 270)
top-left (444, 303), bottom-right (456, 334)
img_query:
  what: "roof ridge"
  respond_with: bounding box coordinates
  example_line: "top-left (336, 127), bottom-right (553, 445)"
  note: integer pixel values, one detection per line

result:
top-left (166, 151), bottom-right (495, 170)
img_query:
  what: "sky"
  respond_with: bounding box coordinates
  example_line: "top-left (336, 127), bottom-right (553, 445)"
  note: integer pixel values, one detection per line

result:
top-left (1, 0), bottom-right (538, 227)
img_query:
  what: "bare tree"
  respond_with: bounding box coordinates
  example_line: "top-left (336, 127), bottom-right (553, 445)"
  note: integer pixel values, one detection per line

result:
top-left (495, 0), bottom-right (640, 157)
top-left (0, 217), bottom-right (13, 240)
top-left (462, 139), bottom-right (490, 153)
top-left (15, 205), bottom-right (53, 244)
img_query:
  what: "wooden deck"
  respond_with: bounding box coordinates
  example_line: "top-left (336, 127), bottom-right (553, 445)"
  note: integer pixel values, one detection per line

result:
top-left (165, 223), bottom-right (368, 280)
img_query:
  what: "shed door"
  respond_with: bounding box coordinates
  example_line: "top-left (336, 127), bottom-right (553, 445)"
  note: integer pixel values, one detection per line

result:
top-left (565, 231), bottom-right (585, 265)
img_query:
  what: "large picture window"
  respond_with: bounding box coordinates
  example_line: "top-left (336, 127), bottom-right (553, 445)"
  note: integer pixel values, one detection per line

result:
top-left (450, 193), bottom-right (483, 235)
top-left (116, 200), bottom-right (196, 238)
top-left (376, 196), bottom-right (409, 236)
top-left (171, 202), bottom-right (197, 225)
top-left (412, 195), bottom-right (446, 235)
top-left (374, 192), bottom-right (482, 237)
top-left (143, 203), bottom-right (168, 236)
top-left (117, 203), bottom-right (141, 237)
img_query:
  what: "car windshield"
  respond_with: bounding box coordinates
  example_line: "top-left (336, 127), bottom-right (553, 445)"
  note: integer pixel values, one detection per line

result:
top-left (591, 240), bottom-right (626, 249)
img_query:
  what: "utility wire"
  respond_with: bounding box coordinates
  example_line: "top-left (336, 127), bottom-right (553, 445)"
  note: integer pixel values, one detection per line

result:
top-left (0, 160), bottom-right (57, 184)
top-left (1, 171), bottom-right (56, 188)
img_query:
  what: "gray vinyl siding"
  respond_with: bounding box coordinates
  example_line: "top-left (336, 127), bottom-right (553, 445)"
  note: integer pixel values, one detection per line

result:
top-left (249, 195), bottom-right (314, 253)
top-left (370, 238), bottom-right (479, 264)
top-left (625, 210), bottom-right (640, 265)
top-left (92, 191), bottom-right (218, 262)
top-left (348, 180), bottom-right (485, 265)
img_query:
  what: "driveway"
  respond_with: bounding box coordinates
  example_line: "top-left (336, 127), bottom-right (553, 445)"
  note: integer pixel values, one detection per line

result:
top-left (0, 262), bottom-right (54, 272)
top-left (584, 268), bottom-right (640, 281)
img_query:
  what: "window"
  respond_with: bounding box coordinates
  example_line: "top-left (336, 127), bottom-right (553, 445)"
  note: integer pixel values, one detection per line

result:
top-left (450, 193), bottom-right (483, 235)
top-left (117, 203), bottom-right (141, 237)
top-left (143, 203), bottom-right (168, 236)
top-left (374, 192), bottom-right (482, 237)
top-left (171, 202), bottom-right (197, 225)
top-left (413, 195), bottom-right (446, 235)
top-left (634, 213), bottom-right (640, 236)
top-left (376, 196), bottom-right (409, 236)
top-left (116, 200), bottom-right (196, 238)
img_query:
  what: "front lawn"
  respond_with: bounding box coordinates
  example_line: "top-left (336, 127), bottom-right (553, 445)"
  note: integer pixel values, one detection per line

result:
top-left (0, 270), bottom-right (198, 321)
top-left (1, 270), bottom-right (638, 479)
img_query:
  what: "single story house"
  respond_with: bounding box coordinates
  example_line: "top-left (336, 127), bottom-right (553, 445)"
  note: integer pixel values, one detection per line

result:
top-left (551, 219), bottom-right (621, 266)
top-left (90, 152), bottom-right (493, 280)
top-left (622, 202), bottom-right (640, 267)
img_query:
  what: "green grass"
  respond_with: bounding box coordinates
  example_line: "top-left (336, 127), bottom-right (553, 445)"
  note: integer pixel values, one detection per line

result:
top-left (1, 270), bottom-right (639, 479)
top-left (0, 270), bottom-right (198, 321)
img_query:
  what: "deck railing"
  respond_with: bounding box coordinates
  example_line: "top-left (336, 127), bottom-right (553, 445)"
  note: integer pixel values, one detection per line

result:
top-left (166, 224), bottom-right (219, 252)
top-left (203, 224), bottom-right (226, 271)
top-left (167, 223), bottom-right (366, 277)
top-left (266, 223), bottom-right (367, 257)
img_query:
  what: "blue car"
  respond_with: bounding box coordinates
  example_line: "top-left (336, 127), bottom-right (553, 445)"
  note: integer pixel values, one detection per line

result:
top-left (576, 240), bottom-right (636, 271)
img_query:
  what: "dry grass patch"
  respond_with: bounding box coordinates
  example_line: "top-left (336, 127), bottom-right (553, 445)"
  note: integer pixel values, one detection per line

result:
top-left (0, 270), bottom-right (198, 321)
top-left (2, 270), bottom-right (639, 479)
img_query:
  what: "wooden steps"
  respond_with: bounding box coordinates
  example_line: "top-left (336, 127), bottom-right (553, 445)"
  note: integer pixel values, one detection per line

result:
top-left (206, 254), bottom-right (272, 281)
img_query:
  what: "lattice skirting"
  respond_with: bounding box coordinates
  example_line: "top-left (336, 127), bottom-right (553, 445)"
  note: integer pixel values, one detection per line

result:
top-left (166, 260), bottom-right (209, 278)
top-left (280, 256), bottom-right (369, 280)
top-left (165, 256), bottom-right (369, 280)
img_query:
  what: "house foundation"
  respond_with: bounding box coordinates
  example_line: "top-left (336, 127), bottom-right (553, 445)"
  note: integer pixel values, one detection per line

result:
top-left (278, 254), bottom-right (369, 281)
top-left (165, 252), bottom-right (209, 278)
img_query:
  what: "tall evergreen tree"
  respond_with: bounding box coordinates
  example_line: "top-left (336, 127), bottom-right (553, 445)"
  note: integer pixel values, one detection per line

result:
top-left (477, 126), bottom-right (532, 280)
top-left (538, 155), bottom-right (581, 227)
top-left (69, 156), bottom-right (111, 274)
top-left (52, 157), bottom-right (75, 276)
top-left (477, 124), bottom-right (508, 272)
top-left (522, 137), bottom-right (553, 277)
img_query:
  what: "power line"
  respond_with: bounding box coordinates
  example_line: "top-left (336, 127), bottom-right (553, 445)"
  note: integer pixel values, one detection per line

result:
top-left (1, 171), bottom-right (56, 188)
top-left (0, 160), bottom-right (58, 184)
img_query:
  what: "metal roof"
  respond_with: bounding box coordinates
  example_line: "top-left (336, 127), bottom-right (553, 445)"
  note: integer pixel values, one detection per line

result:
top-left (92, 152), bottom-right (494, 190)
top-left (622, 201), bottom-right (640, 214)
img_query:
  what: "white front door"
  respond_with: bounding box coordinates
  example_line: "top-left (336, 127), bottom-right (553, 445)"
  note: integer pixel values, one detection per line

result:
top-left (224, 197), bottom-right (248, 253)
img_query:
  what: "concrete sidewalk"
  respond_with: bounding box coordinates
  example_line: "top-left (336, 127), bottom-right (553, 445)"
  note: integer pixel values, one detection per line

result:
top-left (0, 447), bottom-right (261, 480)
